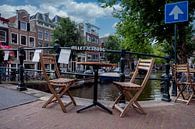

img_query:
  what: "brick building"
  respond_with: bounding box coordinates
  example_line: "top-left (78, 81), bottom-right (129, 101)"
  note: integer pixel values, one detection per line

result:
top-left (77, 22), bottom-right (100, 62)
top-left (8, 9), bottom-right (36, 69)
top-left (30, 12), bottom-right (55, 47)
top-left (0, 15), bottom-right (9, 45)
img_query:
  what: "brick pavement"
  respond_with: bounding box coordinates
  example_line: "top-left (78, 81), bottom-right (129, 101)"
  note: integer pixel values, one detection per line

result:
top-left (0, 100), bottom-right (194, 129)
top-left (0, 84), bottom-right (195, 129)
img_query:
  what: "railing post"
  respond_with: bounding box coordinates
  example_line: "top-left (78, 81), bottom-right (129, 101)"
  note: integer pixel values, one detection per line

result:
top-left (17, 47), bottom-right (27, 91)
top-left (119, 50), bottom-right (126, 103)
top-left (161, 56), bottom-right (171, 102)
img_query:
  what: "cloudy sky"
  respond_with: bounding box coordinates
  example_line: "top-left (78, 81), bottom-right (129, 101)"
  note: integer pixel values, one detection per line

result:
top-left (0, 0), bottom-right (120, 37)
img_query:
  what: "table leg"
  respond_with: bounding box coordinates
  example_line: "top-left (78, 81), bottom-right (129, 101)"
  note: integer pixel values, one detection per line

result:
top-left (77, 103), bottom-right (96, 113)
top-left (76, 102), bottom-right (112, 114)
top-left (95, 101), bottom-right (112, 114)
top-left (77, 65), bottom-right (112, 114)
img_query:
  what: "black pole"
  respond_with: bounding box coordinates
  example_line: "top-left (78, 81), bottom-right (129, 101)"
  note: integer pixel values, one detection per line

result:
top-left (54, 43), bottom-right (61, 65)
top-left (93, 66), bottom-right (98, 102)
top-left (17, 47), bottom-right (27, 91)
top-left (162, 56), bottom-right (171, 102)
top-left (172, 24), bottom-right (177, 96)
top-left (119, 50), bottom-right (126, 103)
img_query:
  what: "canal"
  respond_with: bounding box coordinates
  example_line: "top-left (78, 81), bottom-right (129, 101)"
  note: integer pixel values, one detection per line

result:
top-left (3, 70), bottom-right (163, 101)
top-left (70, 71), bottom-right (162, 101)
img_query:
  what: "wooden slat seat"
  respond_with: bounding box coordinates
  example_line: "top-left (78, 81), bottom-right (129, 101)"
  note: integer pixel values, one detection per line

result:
top-left (112, 58), bottom-right (154, 117)
top-left (49, 78), bottom-right (75, 86)
top-left (40, 53), bottom-right (76, 113)
top-left (113, 82), bottom-right (141, 89)
top-left (173, 64), bottom-right (195, 105)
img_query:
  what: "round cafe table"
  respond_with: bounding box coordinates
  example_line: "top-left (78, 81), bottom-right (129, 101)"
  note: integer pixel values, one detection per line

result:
top-left (76, 62), bottom-right (116, 114)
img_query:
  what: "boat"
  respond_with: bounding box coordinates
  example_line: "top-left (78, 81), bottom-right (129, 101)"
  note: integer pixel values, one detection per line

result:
top-left (99, 72), bottom-right (120, 83)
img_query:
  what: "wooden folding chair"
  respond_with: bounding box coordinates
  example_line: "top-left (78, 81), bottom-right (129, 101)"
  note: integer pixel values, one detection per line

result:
top-left (40, 53), bottom-right (76, 112)
top-left (112, 58), bottom-right (154, 117)
top-left (174, 64), bottom-right (195, 105)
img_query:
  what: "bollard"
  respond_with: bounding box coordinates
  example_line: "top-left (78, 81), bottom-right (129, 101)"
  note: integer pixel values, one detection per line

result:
top-left (17, 47), bottom-right (27, 91)
top-left (119, 50), bottom-right (126, 103)
top-left (161, 56), bottom-right (171, 102)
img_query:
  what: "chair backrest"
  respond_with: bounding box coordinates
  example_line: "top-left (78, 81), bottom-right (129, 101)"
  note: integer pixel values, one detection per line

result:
top-left (40, 53), bottom-right (61, 82)
top-left (130, 58), bottom-right (154, 87)
top-left (174, 64), bottom-right (191, 84)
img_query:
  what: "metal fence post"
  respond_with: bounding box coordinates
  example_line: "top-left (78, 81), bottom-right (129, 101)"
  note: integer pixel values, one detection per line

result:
top-left (17, 47), bottom-right (27, 91)
top-left (161, 56), bottom-right (171, 102)
top-left (119, 50), bottom-right (126, 103)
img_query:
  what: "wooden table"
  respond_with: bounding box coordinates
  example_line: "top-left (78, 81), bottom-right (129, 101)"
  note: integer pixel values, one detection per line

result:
top-left (76, 62), bottom-right (116, 114)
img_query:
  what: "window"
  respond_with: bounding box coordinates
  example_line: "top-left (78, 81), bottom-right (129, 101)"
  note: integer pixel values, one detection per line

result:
top-left (38, 21), bottom-right (43, 25)
top-left (13, 50), bottom-right (17, 59)
top-left (11, 33), bottom-right (18, 44)
top-left (92, 37), bottom-right (98, 44)
top-left (45, 41), bottom-right (49, 47)
top-left (21, 35), bottom-right (27, 45)
top-left (38, 40), bottom-right (42, 47)
top-left (20, 21), bottom-right (27, 31)
top-left (29, 37), bottom-right (35, 47)
top-left (38, 29), bottom-right (43, 39)
top-left (87, 35), bottom-right (91, 42)
top-left (0, 30), bottom-right (6, 42)
top-left (29, 51), bottom-right (34, 60)
top-left (44, 30), bottom-right (50, 41)
top-left (91, 29), bottom-right (95, 33)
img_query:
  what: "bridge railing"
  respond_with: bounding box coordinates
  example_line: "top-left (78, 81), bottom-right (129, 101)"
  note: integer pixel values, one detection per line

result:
top-left (0, 45), bottom-right (173, 102)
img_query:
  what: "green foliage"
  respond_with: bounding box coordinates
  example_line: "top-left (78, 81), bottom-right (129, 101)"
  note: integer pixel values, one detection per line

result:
top-left (52, 17), bottom-right (83, 47)
top-left (152, 43), bottom-right (166, 64)
top-left (104, 35), bottom-right (121, 63)
top-left (99, 0), bottom-right (195, 63)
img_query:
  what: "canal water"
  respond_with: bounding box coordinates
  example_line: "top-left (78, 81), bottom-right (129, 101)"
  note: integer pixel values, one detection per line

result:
top-left (70, 71), bottom-right (163, 101)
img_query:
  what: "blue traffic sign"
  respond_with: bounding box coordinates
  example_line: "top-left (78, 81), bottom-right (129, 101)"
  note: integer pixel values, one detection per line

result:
top-left (165, 1), bottom-right (188, 24)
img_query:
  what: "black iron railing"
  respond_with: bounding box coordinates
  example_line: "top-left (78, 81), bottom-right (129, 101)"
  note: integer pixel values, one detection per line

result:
top-left (0, 45), bottom-right (173, 102)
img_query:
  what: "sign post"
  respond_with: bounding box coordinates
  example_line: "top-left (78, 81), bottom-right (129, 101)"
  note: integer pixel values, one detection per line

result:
top-left (165, 1), bottom-right (188, 63)
top-left (164, 1), bottom-right (189, 98)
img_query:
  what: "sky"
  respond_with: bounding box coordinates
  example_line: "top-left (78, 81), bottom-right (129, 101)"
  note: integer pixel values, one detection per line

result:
top-left (0, 0), bottom-right (120, 37)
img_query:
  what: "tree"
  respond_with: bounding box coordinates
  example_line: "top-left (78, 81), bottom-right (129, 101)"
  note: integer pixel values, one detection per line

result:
top-left (116, 18), bottom-right (153, 54)
top-left (99, 0), bottom-right (195, 63)
top-left (104, 35), bottom-right (121, 63)
top-left (53, 17), bottom-right (83, 47)
top-left (152, 43), bottom-right (166, 64)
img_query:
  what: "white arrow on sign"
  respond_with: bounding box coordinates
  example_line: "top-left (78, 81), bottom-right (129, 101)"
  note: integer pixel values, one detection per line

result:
top-left (169, 5), bottom-right (184, 20)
